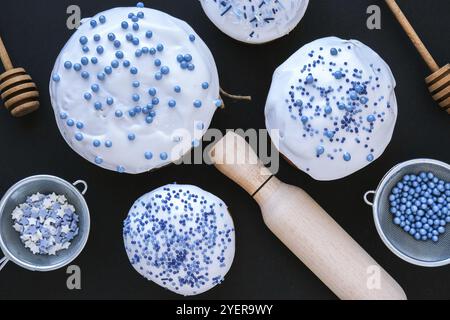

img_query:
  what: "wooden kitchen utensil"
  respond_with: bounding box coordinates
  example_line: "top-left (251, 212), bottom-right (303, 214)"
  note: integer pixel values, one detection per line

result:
top-left (0, 36), bottom-right (39, 117)
top-left (385, 0), bottom-right (449, 113)
top-left (209, 132), bottom-right (407, 300)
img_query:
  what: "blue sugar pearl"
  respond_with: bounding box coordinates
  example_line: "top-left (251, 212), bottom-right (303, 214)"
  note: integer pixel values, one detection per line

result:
top-left (333, 71), bottom-right (343, 79)
top-left (155, 72), bottom-right (162, 80)
top-left (137, 11), bottom-right (144, 18)
top-left (343, 152), bottom-right (352, 161)
top-left (91, 57), bottom-right (98, 64)
top-left (128, 133), bottom-right (136, 141)
top-left (146, 30), bottom-right (153, 38)
top-left (177, 54), bottom-right (184, 62)
top-left (184, 54), bottom-right (192, 62)
top-left (174, 85), bottom-right (181, 93)
top-left (367, 154), bottom-right (374, 162)
top-left (360, 96), bottom-right (369, 104)
top-left (149, 110), bottom-right (156, 117)
top-left (355, 84), bottom-right (365, 93)
top-left (215, 99), bottom-right (223, 108)
top-left (105, 140), bottom-right (112, 148)
top-left (149, 47), bottom-right (156, 55)
top-left (330, 48), bottom-right (338, 56)
top-left (60, 112), bottom-right (68, 120)
top-left (117, 166), bottom-right (125, 173)
top-left (114, 40), bottom-right (121, 48)
top-left (111, 60), bottom-right (119, 68)
top-left (202, 82), bottom-right (209, 89)
top-left (81, 57), bottom-right (89, 65)
top-left (193, 100), bottom-right (202, 108)
top-left (121, 21), bottom-right (129, 29)
top-left (66, 119), bottom-right (74, 126)
top-left (82, 46), bottom-right (89, 53)
top-left (76, 122), bottom-right (84, 129)
top-left (160, 152), bottom-right (168, 160)
top-left (106, 97), bottom-right (114, 105)
top-left (168, 100), bottom-right (176, 108)
top-left (135, 49), bottom-right (142, 57)
top-left (75, 133), bottom-right (84, 141)
top-left (126, 33), bottom-right (133, 42)
top-left (134, 106), bottom-right (142, 113)
top-left (145, 152), bottom-right (153, 160)
top-left (96, 46), bottom-right (104, 54)
top-left (91, 84), bottom-right (99, 92)
top-left (90, 20), bottom-right (97, 28)
top-left (316, 146), bottom-right (325, 156)
top-left (187, 63), bottom-right (195, 71)
top-left (132, 94), bottom-right (140, 102)
top-left (133, 23), bottom-right (139, 31)
top-left (115, 110), bottom-right (123, 118)
top-left (81, 71), bottom-right (89, 79)
top-left (94, 102), bottom-right (102, 110)
top-left (132, 81), bottom-right (140, 88)
top-left (152, 97), bottom-right (159, 105)
top-left (301, 116), bottom-right (308, 124)
top-left (130, 67), bottom-right (138, 74)
top-left (137, 2), bottom-right (144, 8)
top-left (132, 37), bottom-right (140, 45)
top-left (349, 91), bottom-right (358, 100)
top-left (52, 74), bottom-right (60, 82)
top-left (94, 34), bottom-right (101, 42)
top-left (180, 61), bottom-right (188, 69)
top-left (79, 36), bottom-right (88, 45)
top-left (64, 61), bottom-right (72, 69)
top-left (161, 66), bottom-right (170, 75)
top-left (97, 72), bottom-right (106, 81)
top-left (108, 33), bottom-right (116, 41)
top-left (154, 59), bottom-right (161, 67)
top-left (105, 66), bottom-right (113, 74)
top-left (306, 74), bottom-right (314, 84)
top-left (157, 44), bottom-right (164, 52)
top-left (95, 156), bottom-right (103, 164)
top-left (367, 115), bottom-right (376, 123)
top-left (93, 140), bottom-right (101, 147)
top-left (122, 60), bottom-right (130, 68)
top-left (131, 16), bottom-right (139, 23)
top-left (84, 93), bottom-right (92, 100)
top-left (142, 47), bottom-right (149, 54)
top-left (145, 116), bottom-right (153, 124)
top-left (128, 110), bottom-right (136, 117)
top-left (116, 51), bottom-right (123, 59)
top-left (324, 105), bottom-right (332, 114)
top-left (148, 88), bottom-right (157, 96)
top-left (99, 15), bottom-right (106, 24)
top-left (189, 34), bottom-right (196, 42)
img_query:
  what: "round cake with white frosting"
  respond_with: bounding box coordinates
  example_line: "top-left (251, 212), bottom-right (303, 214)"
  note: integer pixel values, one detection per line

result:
top-left (199, 0), bottom-right (309, 44)
top-left (50, 3), bottom-right (221, 174)
top-left (123, 184), bottom-right (235, 296)
top-left (265, 37), bottom-right (398, 181)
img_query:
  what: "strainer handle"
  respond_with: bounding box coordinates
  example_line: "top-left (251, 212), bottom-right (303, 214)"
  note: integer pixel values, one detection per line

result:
top-left (364, 190), bottom-right (376, 206)
top-left (0, 255), bottom-right (9, 271)
top-left (73, 180), bottom-right (88, 196)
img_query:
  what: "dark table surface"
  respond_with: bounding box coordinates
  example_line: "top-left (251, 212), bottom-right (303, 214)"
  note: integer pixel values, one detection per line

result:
top-left (0, 0), bottom-right (449, 300)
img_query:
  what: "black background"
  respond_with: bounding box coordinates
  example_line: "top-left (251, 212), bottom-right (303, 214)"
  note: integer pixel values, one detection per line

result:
top-left (0, 0), bottom-right (449, 300)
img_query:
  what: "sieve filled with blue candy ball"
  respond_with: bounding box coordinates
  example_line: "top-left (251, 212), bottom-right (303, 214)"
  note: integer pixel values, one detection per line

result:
top-left (364, 159), bottom-right (450, 267)
top-left (0, 175), bottom-right (90, 272)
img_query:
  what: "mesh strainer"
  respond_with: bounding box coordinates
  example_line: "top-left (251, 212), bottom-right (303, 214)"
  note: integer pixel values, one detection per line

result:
top-left (364, 159), bottom-right (450, 267)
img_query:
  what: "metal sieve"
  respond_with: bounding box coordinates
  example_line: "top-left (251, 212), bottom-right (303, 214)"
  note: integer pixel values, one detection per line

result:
top-left (0, 175), bottom-right (90, 272)
top-left (364, 159), bottom-right (450, 267)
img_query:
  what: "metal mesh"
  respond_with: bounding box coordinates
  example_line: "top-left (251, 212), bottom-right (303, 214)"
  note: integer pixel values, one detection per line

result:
top-left (374, 160), bottom-right (450, 265)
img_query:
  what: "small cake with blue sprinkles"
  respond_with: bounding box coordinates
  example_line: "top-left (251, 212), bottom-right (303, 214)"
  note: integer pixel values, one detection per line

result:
top-left (50, 3), bottom-right (220, 174)
top-left (200, 0), bottom-right (309, 44)
top-left (265, 37), bottom-right (398, 180)
top-left (123, 184), bottom-right (235, 296)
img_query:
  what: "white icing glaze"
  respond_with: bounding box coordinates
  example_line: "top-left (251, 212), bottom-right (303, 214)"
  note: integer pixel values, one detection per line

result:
top-left (123, 184), bottom-right (235, 296)
top-left (199, 0), bottom-right (309, 44)
top-left (265, 37), bottom-right (398, 181)
top-left (50, 5), bottom-right (220, 174)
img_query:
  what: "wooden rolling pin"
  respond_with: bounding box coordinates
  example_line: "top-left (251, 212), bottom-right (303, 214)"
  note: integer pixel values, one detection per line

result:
top-left (385, 0), bottom-right (449, 113)
top-left (0, 35), bottom-right (39, 117)
top-left (209, 132), bottom-right (407, 300)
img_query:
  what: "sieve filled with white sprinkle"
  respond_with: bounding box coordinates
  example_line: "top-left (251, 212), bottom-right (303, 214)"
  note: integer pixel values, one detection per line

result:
top-left (0, 175), bottom-right (90, 272)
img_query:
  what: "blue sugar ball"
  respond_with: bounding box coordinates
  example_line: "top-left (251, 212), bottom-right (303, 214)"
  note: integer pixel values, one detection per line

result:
top-left (105, 141), bottom-right (112, 148)
top-left (131, 16), bottom-right (139, 23)
top-left (82, 46), bottom-right (90, 53)
top-left (168, 100), bottom-right (176, 108)
top-left (106, 97), bottom-right (114, 105)
top-left (105, 66), bottom-right (113, 74)
top-left (79, 36), bottom-right (88, 45)
top-left (81, 57), bottom-right (89, 65)
top-left (149, 47), bottom-right (156, 55)
top-left (174, 85), bottom-right (181, 93)
top-left (75, 133), bottom-right (84, 141)
top-left (146, 31), bottom-right (153, 38)
top-left (343, 153), bottom-right (351, 162)
top-left (52, 74), bottom-right (60, 82)
top-left (154, 72), bottom-right (162, 80)
top-left (128, 133), bottom-right (136, 141)
top-left (94, 34), bottom-right (101, 42)
top-left (145, 152), bottom-right (153, 160)
top-left (97, 72), bottom-right (106, 81)
top-left (84, 93), bottom-right (92, 100)
top-left (94, 102), bottom-right (102, 110)
top-left (115, 110), bottom-right (123, 118)
top-left (215, 99), bottom-right (223, 108)
top-left (114, 40), bottom-right (121, 48)
top-left (145, 116), bottom-right (153, 124)
top-left (324, 105), bottom-right (332, 114)
top-left (161, 66), bottom-right (170, 75)
top-left (367, 115), bottom-right (376, 123)
top-left (160, 152), bottom-right (168, 160)
top-left (300, 116), bottom-right (308, 124)
top-left (330, 48), bottom-right (338, 56)
top-left (306, 74), bottom-right (314, 84)
top-left (90, 20), bottom-right (97, 28)
top-left (132, 94), bottom-right (140, 102)
top-left (76, 122), bottom-right (84, 129)
top-left (130, 67), bottom-right (138, 74)
top-left (193, 100), bottom-right (202, 108)
top-left (96, 46), bottom-right (104, 54)
top-left (99, 15), bottom-right (106, 24)
top-left (367, 154), bottom-right (374, 162)
top-left (189, 34), bottom-right (196, 42)
top-left (202, 82), bottom-right (209, 89)
top-left (187, 63), bottom-right (195, 71)
top-left (133, 23), bottom-right (139, 31)
top-left (184, 54), bottom-right (192, 62)
top-left (93, 140), bottom-right (101, 147)
top-left (154, 59), bottom-right (161, 67)
top-left (64, 61), bottom-right (72, 69)
top-left (91, 84), bottom-right (99, 92)
top-left (157, 44), bottom-right (164, 52)
top-left (132, 37), bottom-right (140, 45)
top-left (126, 33), bottom-right (133, 42)
top-left (60, 112), bottom-right (68, 120)
top-left (123, 60), bottom-right (131, 68)
top-left (121, 21), bottom-right (129, 29)
top-left (137, 11), bottom-right (144, 18)
top-left (95, 156), bottom-right (103, 164)
top-left (152, 97), bottom-right (159, 105)
top-left (132, 81), bottom-right (140, 88)
top-left (81, 71), bottom-right (89, 79)
top-left (128, 109), bottom-right (136, 117)
top-left (177, 54), bottom-right (184, 62)
top-left (142, 47), bottom-right (149, 54)
top-left (148, 88), bottom-right (157, 96)
top-left (66, 119), bottom-right (74, 127)
top-left (137, 2), bottom-right (144, 8)
top-left (108, 33), bottom-right (116, 41)
top-left (111, 60), bottom-right (119, 68)
top-left (91, 57), bottom-right (98, 64)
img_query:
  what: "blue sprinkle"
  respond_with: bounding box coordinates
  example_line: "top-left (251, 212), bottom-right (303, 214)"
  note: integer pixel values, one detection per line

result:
top-left (343, 152), bottom-right (352, 161)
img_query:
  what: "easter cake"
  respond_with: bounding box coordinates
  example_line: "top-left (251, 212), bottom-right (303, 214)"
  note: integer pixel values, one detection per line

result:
top-left (199, 0), bottom-right (309, 44)
top-left (50, 3), bottom-right (221, 174)
top-left (123, 184), bottom-right (235, 296)
top-left (265, 37), bottom-right (398, 181)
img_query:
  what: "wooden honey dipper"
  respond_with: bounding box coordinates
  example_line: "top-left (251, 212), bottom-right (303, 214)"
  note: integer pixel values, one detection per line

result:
top-left (385, 0), bottom-right (449, 114)
top-left (210, 132), bottom-right (407, 300)
top-left (0, 36), bottom-right (39, 117)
